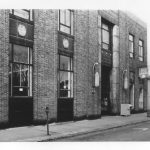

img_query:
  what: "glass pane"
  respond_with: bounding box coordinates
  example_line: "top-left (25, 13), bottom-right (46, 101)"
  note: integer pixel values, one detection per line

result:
top-left (141, 47), bottom-right (143, 56)
top-left (139, 47), bottom-right (143, 56)
top-left (9, 64), bottom-right (12, 96)
top-left (9, 43), bottom-right (12, 62)
top-left (129, 42), bottom-right (133, 53)
top-left (129, 35), bottom-right (133, 41)
top-left (13, 64), bottom-right (20, 86)
top-left (66, 10), bottom-right (70, 26)
top-left (29, 66), bottom-right (32, 96)
top-left (30, 10), bottom-right (33, 21)
top-left (102, 23), bottom-right (109, 30)
top-left (10, 9), bottom-right (13, 14)
top-left (139, 40), bottom-right (142, 46)
top-left (139, 88), bottom-right (144, 109)
top-left (13, 45), bottom-right (29, 64)
top-left (60, 55), bottom-right (71, 70)
top-left (139, 57), bottom-right (143, 61)
top-left (70, 73), bottom-right (73, 97)
top-left (102, 43), bottom-right (109, 50)
top-left (60, 25), bottom-right (70, 34)
top-left (60, 10), bottom-right (65, 24)
top-left (71, 11), bottom-right (74, 35)
top-left (129, 52), bottom-right (133, 58)
top-left (70, 58), bottom-right (73, 71)
top-left (13, 87), bottom-right (28, 96)
top-left (59, 71), bottom-right (70, 97)
top-left (98, 28), bottom-right (101, 45)
top-left (14, 9), bottom-right (29, 20)
top-left (102, 30), bottom-right (109, 44)
top-left (21, 65), bottom-right (28, 87)
top-left (30, 48), bottom-right (32, 64)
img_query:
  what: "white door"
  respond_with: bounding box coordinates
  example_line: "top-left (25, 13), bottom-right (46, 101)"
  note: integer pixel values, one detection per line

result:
top-left (139, 88), bottom-right (144, 109)
top-left (129, 84), bottom-right (134, 108)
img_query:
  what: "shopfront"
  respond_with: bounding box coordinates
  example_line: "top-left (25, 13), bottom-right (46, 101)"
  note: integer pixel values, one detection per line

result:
top-left (57, 10), bottom-right (74, 122)
top-left (9, 9), bottom-right (34, 125)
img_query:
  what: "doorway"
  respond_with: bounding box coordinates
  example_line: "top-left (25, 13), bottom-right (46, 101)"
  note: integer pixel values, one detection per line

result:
top-left (101, 66), bottom-right (111, 115)
top-left (129, 84), bottom-right (135, 109)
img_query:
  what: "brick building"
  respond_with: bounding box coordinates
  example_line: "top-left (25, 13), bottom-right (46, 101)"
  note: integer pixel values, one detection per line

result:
top-left (0, 9), bottom-right (147, 127)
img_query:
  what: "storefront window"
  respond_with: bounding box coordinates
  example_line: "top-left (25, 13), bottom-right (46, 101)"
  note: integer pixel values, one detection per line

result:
top-left (9, 44), bottom-right (32, 96)
top-left (59, 55), bottom-right (73, 98)
top-left (58, 10), bottom-right (74, 35)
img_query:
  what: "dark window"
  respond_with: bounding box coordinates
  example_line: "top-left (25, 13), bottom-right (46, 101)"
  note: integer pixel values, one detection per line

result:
top-left (59, 55), bottom-right (73, 98)
top-left (129, 34), bottom-right (134, 58)
top-left (101, 22), bottom-right (111, 51)
top-left (139, 40), bottom-right (144, 61)
top-left (10, 9), bottom-right (33, 21)
top-left (9, 44), bottom-right (32, 96)
top-left (129, 71), bottom-right (135, 84)
top-left (58, 10), bottom-right (74, 35)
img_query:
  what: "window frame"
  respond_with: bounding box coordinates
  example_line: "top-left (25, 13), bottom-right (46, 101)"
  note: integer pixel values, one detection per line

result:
top-left (129, 34), bottom-right (134, 58)
top-left (138, 39), bottom-right (144, 62)
top-left (9, 43), bottom-right (33, 97)
top-left (101, 21), bottom-right (112, 51)
top-left (58, 54), bottom-right (74, 98)
top-left (10, 9), bottom-right (33, 21)
top-left (58, 9), bottom-right (74, 35)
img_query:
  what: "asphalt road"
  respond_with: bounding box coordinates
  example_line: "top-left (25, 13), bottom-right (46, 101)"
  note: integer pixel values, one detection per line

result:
top-left (53, 121), bottom-right (150, 141)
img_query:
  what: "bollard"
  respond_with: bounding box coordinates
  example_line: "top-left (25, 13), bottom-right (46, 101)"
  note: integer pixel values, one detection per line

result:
top-left (45, 106), bottom-right (50, 135)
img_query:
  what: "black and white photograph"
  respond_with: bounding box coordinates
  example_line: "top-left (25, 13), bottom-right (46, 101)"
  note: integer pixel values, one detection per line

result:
top-left (0, 0), bottom-right (150, 149)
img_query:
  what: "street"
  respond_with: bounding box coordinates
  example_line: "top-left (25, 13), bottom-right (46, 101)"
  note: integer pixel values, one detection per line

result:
top-left (52, 121), bottom-right (150, 141)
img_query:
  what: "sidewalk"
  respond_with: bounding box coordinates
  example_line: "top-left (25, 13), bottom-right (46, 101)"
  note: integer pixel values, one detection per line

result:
top-left (0, 113), bottom-right (150, 142)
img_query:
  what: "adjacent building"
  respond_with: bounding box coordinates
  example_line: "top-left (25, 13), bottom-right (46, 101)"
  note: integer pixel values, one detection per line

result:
top-left (0, 9), bottom-right (147, 127)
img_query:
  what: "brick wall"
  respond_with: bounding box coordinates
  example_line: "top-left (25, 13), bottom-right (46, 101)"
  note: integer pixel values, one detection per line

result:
top-left (119, 11), bottom-right (147, 112)
top-left (0, 10), bottom-right (9, 124)
top-left (74, 10), bottom-right (100, 119)
top-left (33, 9), bottom-right (58, 123)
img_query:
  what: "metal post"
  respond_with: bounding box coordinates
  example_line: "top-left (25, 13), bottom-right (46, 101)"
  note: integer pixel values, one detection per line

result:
top-left (45, 106), bottom-right (50, 135)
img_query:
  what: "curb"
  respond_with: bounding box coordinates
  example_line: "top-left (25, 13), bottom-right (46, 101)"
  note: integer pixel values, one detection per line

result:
top-left (17, 119), bottom-right (150, 142)
top-left (41, 119), bottom-right (150, 142)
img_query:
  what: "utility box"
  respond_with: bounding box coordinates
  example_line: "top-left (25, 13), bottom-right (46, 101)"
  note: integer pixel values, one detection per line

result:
top-left (121, 104), bottom-right (132, 116)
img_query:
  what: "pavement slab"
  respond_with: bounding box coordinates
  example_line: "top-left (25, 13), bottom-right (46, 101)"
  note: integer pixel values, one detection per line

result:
top-left (0, 113), bottom-right (149, 142)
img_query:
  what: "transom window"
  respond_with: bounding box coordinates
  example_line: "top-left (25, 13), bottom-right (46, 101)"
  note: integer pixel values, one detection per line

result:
top-left (58, 10), bottom-right (74, 35)
top-left (101, 22), bottom-right (111, 51)
top-left (10, 9), bottom-right (33, 21)
top-left (129, 34), bottom-right (134, 58)
top-left (139, 40), bottom-right (144, 61)
top-left (9, 44), bottom-right (32, 96)
top-left (59, 55), bottom-right (73, 98)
